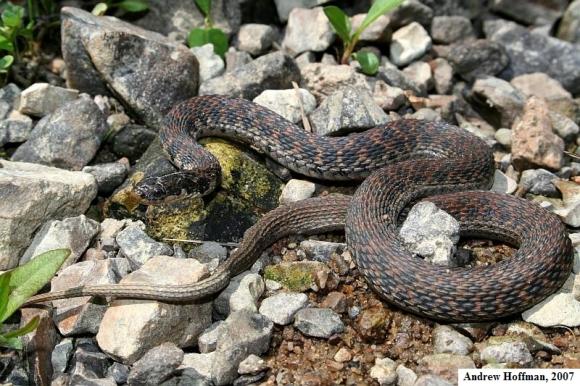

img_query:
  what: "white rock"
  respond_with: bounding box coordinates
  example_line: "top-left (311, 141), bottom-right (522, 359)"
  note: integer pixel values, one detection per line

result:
top-left (18, 83), bottom-right (79, 117)
top-left (279, 179), bottom-right (316, 204)
top-left (214, 272), bottom-right (265, 316)
top-left (370, 357), bottom-right (398, 385)
top-left (259, 292), bottom-right (309, 325)
top-left (282, 7), bottom-right (335, 55)
top-left (480, 341), bottom-right (533, 366)
top-left (190, 43), bottom-right (225, 83)
top-left (96, 257), bottom-right (212, 363)
top-left (433, 325), bottom-right (473, 355)
top-left (236, 24), bottom-right (276, 56)
top-left (522, 273), bottom-right (580, 327)
top-left (402, 61), bottom-right (433, 94)
top-left (0, 160), bottom-right (97, 269)
top-left (253, 89), bottom-right (316, 124)
top-left (390, 22), bottom-right (432, 67)
top-left (399, 201), bottom-right (460, 266)
top-left (491, 169), bottom-right (517, 195)
top-left (395, 364), bottom-right (417, 386)
top-left (495, 128), bottom-right (512, 147)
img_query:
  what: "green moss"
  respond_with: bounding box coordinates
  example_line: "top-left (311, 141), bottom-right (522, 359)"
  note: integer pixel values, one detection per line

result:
top-left (146, 195), bottom-right (206, 241)
top-left (201, 138), bottom-right (283, 211)
top-left (264, 263), bottom-right (317, 292)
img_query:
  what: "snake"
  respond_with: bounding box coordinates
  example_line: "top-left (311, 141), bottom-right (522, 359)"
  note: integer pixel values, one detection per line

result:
top-left (25, 95), bottom-right (573, 322)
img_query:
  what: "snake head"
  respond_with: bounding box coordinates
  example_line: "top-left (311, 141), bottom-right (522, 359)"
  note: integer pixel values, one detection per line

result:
top-left (134, 168), bottom-right (220, 205)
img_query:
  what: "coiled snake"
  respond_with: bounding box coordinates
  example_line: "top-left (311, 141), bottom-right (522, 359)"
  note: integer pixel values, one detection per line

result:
top-left (26, 95), bottom-right (573, 322)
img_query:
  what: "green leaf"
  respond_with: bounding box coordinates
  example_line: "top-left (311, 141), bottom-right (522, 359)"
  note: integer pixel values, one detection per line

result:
top-left (207, 28), bottom-right (228, 57)
top-left (0, 55), bottom-right (14, 72)
top-left (356, 0), bottom-right (403, 36)
top-left (187, 28), bottom-right (228, 58)
top-left (92, 3), bottom-right (108, 16)
top-left (3, 316), bottom-right (40, 339)
top-left (0, 248), bottom-right (70, 322)
top-left (195, 0), bottom-right (212, 17)
top-left (354, 51), bottom-right (380, 75)
top-left (0, 35), bottom-right (13, 52)
top-left (1, 4), bottom-right (24, 29)
top-left (323, 6), bottom-right (351, 43)
top-left (0, 272), bottom-right (10, 319)
top-left (0, 334), bottom-right (23, 350)
top-left (117, 0), bottom-right (149, 13)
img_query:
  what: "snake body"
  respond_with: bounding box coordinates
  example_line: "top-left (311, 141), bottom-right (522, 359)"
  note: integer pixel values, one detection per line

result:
top-left (26, 95), bottom-right (573, 322)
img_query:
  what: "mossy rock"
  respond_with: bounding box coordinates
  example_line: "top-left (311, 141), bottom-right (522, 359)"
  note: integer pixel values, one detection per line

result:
top-left (201, 138), bottom-right (283, 210)
top-left (146, 195), bottom-right (206, 242)
top-left (264, 261), bottom-right (330, 292)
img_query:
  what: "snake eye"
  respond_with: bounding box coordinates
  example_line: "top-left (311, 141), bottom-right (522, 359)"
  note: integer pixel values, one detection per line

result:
top-left (134, 179), bottom-right (167, 202)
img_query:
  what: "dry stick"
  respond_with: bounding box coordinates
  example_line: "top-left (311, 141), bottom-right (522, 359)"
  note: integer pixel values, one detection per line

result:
top-left (292, 81), bottom-right (312, 132)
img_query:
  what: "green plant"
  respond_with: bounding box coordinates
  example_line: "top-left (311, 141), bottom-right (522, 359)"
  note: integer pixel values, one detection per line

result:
top-left (0, 248), bottom-right (70, 350)
top-left (0, 3), bottom-right (34, 78)
top-left (324, 0), bottom-right (404, 75)
top-left (187, 0), bottom-right (228, 58)
top-left (92, 0), bottom-right (149, 16)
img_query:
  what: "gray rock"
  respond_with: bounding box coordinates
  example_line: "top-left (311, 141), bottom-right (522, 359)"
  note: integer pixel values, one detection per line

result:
top-left (96, 257), bottom-right (212, 364)
top-left (494, 128), bottom-right (512, 147)
top-left (310, 86), bottom-right (389, 136)
top-left (300, 240), bottom-right (345, 262)
top-left (551, 111), bottom-right (579, 142)
top-left (396, 364), bottom-right (417, 386)
top-left (351, 13), bottom-right (391, 43)
top-left (472, 77), bottom-right (525, 128)
top-left (369, 357), bottom-right (397, 386)
top-left (390, 22), bottom-right (432, 67)
top-left (279, 179), bottom-right (316, 204)
top-left (431, 16), bottom-right (475, 44)
top-left (71, 339), bottom-right (111, 379)
top-left (293, 307), bottom-right (344, 338)
top-left (49, 259), bottom-right (128, 336)
top-left (61, 7), bottom-right (198, 127)
top-left (82, 162), bottom-right (129, 195)
top-left (301, 63), bottom-right (370, 100)
top-left (402, 61), bottom-right (433, 95)
top-left (510, 73), bottom-right (574, 118)
top-left (447, 40), bottom-right (509, 82)
top-left (0, 111), bottom-right (33, 146)
top-left (491, 169), bottom-right (517, 195)
top-left (0, 83), bottom-right (21, 119)
top-left (480, 341), bottom-right (533, 366)
top-left (214, 272), bottom-right (265, 316)
top-left (112, 124), bottom-right (157, 160)
top-left (321, 292), bottom-right (348, 314)
top-left (557, 0), bottom-right (580, 43)
top-left (258, 292), bottom-right (309, 325)
top-left (414, 374), bottom-right (453, 386)
top-left (399, 202), bottom-right (460, 266)
top-left (412, 108), bottom-right (441, 122)
top-left (210, 310), bottom-right (273, 385)
top-left (485, 19), bottom-right (580, 94)
top-left (52, 338), bottom-right (74, 374)
top-left (433, 325), bottom-right (473, 355)
top-left (0, 160), bottom-right (97, 269)
top-left (200, 52), bottom-right (300, 99)
top-left (190, 241), bottom-right (228, 264)
top-left (238, 354), bottom-right (268, 375)
top-left (136, 0), bottom-right (240, 40)
top-left (390, 0), bottom-right (434, 29)
top-left (282, 7), bottom-right (334, 56)
top-left (236, 24), bottom-right (276, 56)
top-left (273, 0), bottom-right (331, 22)
top-left (127, 343), bottom-right (184, 386)
top-left (116, 225), bottom-right (173, 268)
top-left (107, 363), bottom-right (129, 385)
top-left (198, 321), bottom-right (225, 353)
top-left (225, 47), bottom-right (253, 72)
top-left (521, 169), bottom-right (560, 197)
top-left (97, 218), bottom-right (135, 252)
top-left (490, 0), bottom-right (567, 26)
top-left (20, 214), bottom-right (100, 267)
top-left (190, 44), bottom-right (225, 83)
top-left (11, 97), bottom-right (107, 170)
top-left (372, 80), bottom-right (407, 111)
top-left (18, 83), bottom-right (78, 117)
top-left (253, 89), bottom-right (316, 124)
top-left (377, 62), bottom-right (422, 95)
top-left (431, 58), bottom-right (454, 95)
